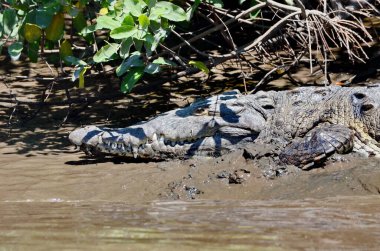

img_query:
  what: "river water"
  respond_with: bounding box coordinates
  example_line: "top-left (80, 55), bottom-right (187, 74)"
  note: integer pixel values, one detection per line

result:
top-left (1, 197), bottom-right (380, 250)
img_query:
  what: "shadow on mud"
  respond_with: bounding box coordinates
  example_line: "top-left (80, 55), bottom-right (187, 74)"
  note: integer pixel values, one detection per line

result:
top-left (64, 154), bottom-right (164, 165)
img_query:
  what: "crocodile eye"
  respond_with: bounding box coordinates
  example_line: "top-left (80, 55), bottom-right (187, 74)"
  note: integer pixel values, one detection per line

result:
top-left (353, 92), bottom-right (366, 100)
top-left (193, 107), bottom-right (207, 115)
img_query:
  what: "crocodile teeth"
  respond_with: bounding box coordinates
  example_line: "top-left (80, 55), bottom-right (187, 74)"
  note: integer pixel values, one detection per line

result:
top-left (133, 147), bottom-right (138, 158)
top-left (159, 136), bottom-right (164, 143)
top-left (151, 133), bottom-right (158, 142)
top-left (111, 143), bottom-right (117, 150)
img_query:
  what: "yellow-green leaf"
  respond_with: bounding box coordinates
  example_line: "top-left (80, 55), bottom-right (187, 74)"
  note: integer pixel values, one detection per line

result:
top-left (45, 13), bottom-right (64, 41)
top-left (73, 11), bottom-right (87, 32)
top-left (188, 60), bottom-right (209, 74)
top-left (24, 23), bottom-right (42, 43)
top-left (79, 67), bottom-right (88, 88)
top-left (138, 14), bottom-right (150, 29)
top-left (99, 7), bottom-right (108, 15)
top-left (60, 39), bottom-right (73, 59)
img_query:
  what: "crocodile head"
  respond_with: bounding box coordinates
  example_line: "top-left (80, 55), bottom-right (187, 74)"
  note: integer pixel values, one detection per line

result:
top-left (350, 86), bottom-right (380, 151)
top-left (69, 90), bottom-right (273, 159)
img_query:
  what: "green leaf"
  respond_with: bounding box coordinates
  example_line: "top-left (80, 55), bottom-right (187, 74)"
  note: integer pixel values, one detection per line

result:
top-left (116, 52), bottom-right (144, 76)
top-left (64, 56), bottom-right (87, 66)
top-left (188, 60), bottom-right (209, 74)
top-left (24, 23), bottom-right (42, 43)
top-left (161, 17), bottom-right (169, 29)
top-left (96, 15), bottom-right (120, 30)
top-left (60, 40), bottom-right (73, 60)
top-left (146, 0), bottom-right (157, 10)
top-left (144, 63), bottom-right (161, 74)
top-left (110, 25), bottom-right (137, 39)
top-left (72, 66), bottom-right (81, 81)
top-left (138, 14), bottom-right (150, 29)
top-left (120, 37), bottom-right (133, 59)
top-left (0, 14), bottom-right (3, 37)
top-left (80, 24), bottom-right (97, 35)
top-left (120, 67), bottom-right (144, 93)
top-left (134, 39), bottom-right (143, 51)
top-left (72, 66), bottom-right (88, 88)
top-left (186, 0), bottom-right (201, 21)
top-left (27, 41), bottom-right (39, 63)
top-left (78, 67), bottom-right (88, 88)
top-left (8, 42), bottom-right (23, 61)
top-left (93, 43), bottom-right (119, 62)
top-left (153, 57), bottom-right (177, 66)
top-left (122, 15), bottom-right (135, 26)
top-left (45, 13), bottom-right (64, 41)
top-left (3, 9), bottom-right (18, 36)
top-left (151, 28), bottom-right (167, 51)
top-left (249, 1), bottom-right (261, 19)
top-left (25, 9), bottom-right (54, 29)
top-left (150, 1), bottom-right (187, 22)
top-left (134, 29), bottom-right (147, 40)
top-left (113, 1), bottom-right (124, 13)
top-left (144, 33), bottom-right (154, 56)
top-left (123, 0), bottom-right (147, 17)
top-left (73, 12), bottom-right (93, 43)
top-left (73, 11), bottom-right (87, 32)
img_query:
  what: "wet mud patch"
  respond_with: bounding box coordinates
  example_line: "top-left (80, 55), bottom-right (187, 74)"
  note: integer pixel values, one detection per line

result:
top-left (154, 150), bottom-right (380, 201)
top-left (3, 138), bottom-right (380, 203)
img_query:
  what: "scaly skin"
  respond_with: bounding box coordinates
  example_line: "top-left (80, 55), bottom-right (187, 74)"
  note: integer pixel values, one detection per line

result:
top-left (69, 90), bottom-right (271, 159)
top-left (69, 85), bottom-right (380, 168)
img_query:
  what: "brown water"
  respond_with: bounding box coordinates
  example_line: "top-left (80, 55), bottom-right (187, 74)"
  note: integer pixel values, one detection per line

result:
top-left (1, 142), bottom-right (380, 250)
top-left (1, 198), bottom-right (380, 250)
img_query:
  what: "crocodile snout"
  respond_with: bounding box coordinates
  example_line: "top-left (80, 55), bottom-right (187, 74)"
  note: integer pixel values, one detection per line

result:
top-left (69, 127), bottom-right (87, 146)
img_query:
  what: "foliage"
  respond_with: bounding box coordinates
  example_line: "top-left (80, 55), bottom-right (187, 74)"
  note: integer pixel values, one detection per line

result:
top-left (0, 0), bottom-right (188, 92)
top-left (0, 0), bottom-right (379, 94)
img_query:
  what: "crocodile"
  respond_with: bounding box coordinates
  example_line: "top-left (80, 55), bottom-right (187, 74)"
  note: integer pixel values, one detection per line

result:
top-left (69, 85), bottom-right (380, 168)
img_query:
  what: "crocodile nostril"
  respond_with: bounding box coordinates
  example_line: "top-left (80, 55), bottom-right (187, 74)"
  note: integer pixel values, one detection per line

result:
top-left (361, 103), bottom-right (374, 112)
top-left (262, 104), bottom-right (275, 110)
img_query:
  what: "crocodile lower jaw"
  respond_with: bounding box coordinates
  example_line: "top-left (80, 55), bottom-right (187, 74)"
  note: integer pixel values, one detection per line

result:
top-left (93, 133), bottom-right (202, 158)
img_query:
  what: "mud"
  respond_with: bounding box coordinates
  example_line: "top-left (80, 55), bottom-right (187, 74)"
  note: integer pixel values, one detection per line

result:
top-left (1, 137), bottom-right (380, 203)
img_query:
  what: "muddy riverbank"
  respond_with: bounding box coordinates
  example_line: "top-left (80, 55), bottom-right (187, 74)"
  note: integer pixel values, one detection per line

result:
top-left (2, 55), bottom-right (380, 250)
top-left (1, 135), bottom-right (380, 202)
